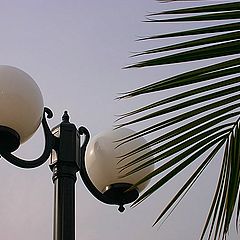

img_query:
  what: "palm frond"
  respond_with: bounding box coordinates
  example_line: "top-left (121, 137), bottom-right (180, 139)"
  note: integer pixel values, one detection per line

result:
top-left (138, 23), bottom-right (240, 41)
top-left (119, 1), bottom-right (240, 239)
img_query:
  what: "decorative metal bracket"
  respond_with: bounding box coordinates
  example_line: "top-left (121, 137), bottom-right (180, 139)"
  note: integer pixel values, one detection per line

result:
top-left (0, 107), bottom-right (55, 168)
top-left (78, 126), bottom-right (116, 206)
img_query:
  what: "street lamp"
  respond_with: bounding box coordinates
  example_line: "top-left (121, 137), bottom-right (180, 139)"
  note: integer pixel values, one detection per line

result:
top-left (0, 66), bottom-right (153, 240)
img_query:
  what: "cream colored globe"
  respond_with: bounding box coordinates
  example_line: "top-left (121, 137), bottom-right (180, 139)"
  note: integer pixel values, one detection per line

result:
top-left (0, 65), bottom-right (44, 144)
top-left (85, 128), bottom-right (154, 194)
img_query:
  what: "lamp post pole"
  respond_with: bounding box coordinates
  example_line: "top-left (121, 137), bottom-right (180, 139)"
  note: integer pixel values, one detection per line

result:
top-left (0, 66), bottom-right (153, 240)
top-left (50, 111), bottom-right (80, 240)
top-left (0, 107), bottom-right (142, 240)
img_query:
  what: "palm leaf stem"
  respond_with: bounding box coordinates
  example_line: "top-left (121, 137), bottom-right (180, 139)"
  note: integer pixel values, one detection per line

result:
top-left (200, 141), bottom-right (229, 239)
top-left (121, 59), bottom-right (240, 97)
top-left (122, 128), bottom-right (231, 178)
top-left (139, 23), bottom-right (240, 41)
top-left (118, 74), bottom-right (240, 121)
top-left (116, 103), bottom-right (240, 148)
top-left (152, 140), bottom-right (225, 228)
top-left (155, 2), bottom-right (240, 15)
top-left (118, 112), bottom-right (239, 161)
top-left (118, 94), bottom-right (239, 128)
top-left (126, 40), bottom-right (240, 68)
top-left (147, 11), bottom-right (240, 22)
top-left (133, 32), bottom-right (240, 57)
top-left (132, 133), bottom-right (229, 207)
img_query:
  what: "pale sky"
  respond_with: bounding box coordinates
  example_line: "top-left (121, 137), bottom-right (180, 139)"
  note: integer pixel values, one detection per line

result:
top-left (0, 1), bottom-right (238, 240)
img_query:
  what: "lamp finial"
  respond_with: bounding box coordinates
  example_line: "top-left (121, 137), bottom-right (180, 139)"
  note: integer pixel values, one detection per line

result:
top-left (62, 111), bottom-right (70, 123)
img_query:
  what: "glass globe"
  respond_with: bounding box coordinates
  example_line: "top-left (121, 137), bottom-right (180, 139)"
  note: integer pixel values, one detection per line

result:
top-left (0, 66), bottom-right (44, 152)
top-left (85, 128), bottom-right (154, 201)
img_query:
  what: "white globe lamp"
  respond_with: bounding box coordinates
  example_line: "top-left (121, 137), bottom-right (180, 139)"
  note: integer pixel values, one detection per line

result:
top-left (0, 66), bottom-right (44, 152)
top-left (85, 128), bottom-right (154, 209)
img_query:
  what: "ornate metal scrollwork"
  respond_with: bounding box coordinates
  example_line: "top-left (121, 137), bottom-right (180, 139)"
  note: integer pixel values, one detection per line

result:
top-left (0, 107), bottom-right (55, 168)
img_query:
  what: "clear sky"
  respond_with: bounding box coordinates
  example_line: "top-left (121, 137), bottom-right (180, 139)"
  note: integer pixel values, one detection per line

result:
top-left (0, 0), bottom-right (238, 240)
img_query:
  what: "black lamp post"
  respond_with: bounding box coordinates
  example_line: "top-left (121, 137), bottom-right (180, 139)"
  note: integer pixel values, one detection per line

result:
top-left (0, 66), bottom-right (153, 240)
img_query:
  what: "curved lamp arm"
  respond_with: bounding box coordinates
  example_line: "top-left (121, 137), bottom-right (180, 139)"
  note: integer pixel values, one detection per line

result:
top-left (0, 107), bottom-right (55, 168)
top-left (78, 126), bottom-right (116, 206)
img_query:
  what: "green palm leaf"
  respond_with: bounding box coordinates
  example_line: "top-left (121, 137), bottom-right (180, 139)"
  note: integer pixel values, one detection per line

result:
top-left (119, 1), bottom-right (240, 239)
top-left (132, 32), bottom-right (240, 57)
top-left (139, 23), bottom-right (240, 41)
